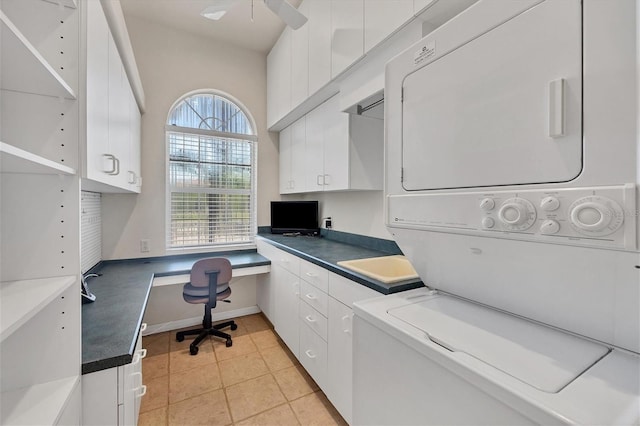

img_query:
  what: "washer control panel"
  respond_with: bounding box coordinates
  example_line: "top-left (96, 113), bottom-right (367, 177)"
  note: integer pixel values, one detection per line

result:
top-left (388, 184), bottom-right (636, 250)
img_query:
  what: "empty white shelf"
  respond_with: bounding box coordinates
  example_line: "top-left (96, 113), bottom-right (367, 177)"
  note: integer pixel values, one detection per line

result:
top-left (41, 0), bottom-right (77, 8)
top-left (0, 10), bottom-right (76, 99)
top-left (0, 142), bottom-right (76, 175)
top-left (0, 275), bottom-right (76, 342)
top-left (1, 376), bottom-right (79, 425)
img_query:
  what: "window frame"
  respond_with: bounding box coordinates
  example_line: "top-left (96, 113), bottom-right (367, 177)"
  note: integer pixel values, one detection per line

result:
top-left (165, 89), bottom-right (258, 252)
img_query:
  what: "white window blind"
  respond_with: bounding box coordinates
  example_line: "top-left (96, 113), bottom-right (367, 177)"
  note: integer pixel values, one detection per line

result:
top-left (81, 191), bottom-right (101, 273)
top-left (166, 92), bottom-right (257, 249)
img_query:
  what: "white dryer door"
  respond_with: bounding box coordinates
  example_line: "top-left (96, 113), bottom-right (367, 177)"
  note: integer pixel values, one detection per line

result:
top-left (401, 0), bottom-right (582, 191)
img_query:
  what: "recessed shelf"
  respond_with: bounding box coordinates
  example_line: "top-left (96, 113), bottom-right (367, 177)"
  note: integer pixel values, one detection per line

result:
top-left (1, 376), bottom-right (79, 425)
top-left (0, 275), bottom-right (77, 342)
top-left (0, 142), bottom-right (76, 175)
top-left (0, 10), bottom-right (76, 99)
top-left (41, 0), bottom-right (77, 8)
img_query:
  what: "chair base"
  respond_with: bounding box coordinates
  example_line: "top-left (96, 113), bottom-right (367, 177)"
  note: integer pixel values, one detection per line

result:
top-left (176, 320), bottom-right (237, 355)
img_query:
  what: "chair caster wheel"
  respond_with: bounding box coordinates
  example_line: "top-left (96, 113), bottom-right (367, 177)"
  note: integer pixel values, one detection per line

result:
top-left (190, 345), bottom-right (199, 355)
top-left (176, 335), bottom-right (184, 342)
top-left (226, 340), bottom-right (232, 348)
top-left (230, 323), bottom-right (238, 331)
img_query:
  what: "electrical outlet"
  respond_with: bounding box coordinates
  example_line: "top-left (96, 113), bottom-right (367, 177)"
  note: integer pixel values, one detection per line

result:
top-left (140, 239), bottom-right (150, 253)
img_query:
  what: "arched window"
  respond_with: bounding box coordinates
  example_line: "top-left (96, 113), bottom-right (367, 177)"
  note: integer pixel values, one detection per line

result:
top-left (166, 91), bottom-right (256, 249)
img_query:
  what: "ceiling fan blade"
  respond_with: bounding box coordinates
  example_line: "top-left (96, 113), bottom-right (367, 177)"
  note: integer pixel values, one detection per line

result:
top-left (264, 0), bottom-right (308, 29)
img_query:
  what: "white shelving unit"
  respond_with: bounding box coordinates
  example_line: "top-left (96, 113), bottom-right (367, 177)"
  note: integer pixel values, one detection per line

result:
top-left (1, 0), bottom-right (82, 423)
top-left (0, 276), bottom-right (77, 341)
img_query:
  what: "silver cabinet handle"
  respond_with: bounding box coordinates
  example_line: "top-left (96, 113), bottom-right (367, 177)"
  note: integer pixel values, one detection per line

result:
top-left (305, 315), bottom-right (316, 323)
top-left (102, 154), bottom-right (117, 174)
top-left (323, 174), bottom-right (330, 185)
top-left (113, 157), bottom-right (120, 175)
top-left (128, 171), bottom-right (137, 184)
top-left (305, 349), bottom-right (317, 359)
top-left (317, 175), bottom-right (323, 186)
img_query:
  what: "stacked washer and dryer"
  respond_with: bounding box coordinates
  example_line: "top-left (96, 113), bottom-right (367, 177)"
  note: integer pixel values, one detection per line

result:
top-left (353, 0), bottom-right (640, 424)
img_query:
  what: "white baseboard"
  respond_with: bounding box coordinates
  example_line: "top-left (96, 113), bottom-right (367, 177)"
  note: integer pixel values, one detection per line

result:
top-left (143, 305), bottom-right (261, 336)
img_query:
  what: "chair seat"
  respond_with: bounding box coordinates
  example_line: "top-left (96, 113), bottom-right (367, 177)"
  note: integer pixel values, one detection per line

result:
top-left (183, 285), bottom-right (231, 304)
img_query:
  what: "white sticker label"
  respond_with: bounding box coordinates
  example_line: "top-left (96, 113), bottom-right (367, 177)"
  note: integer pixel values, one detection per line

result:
top-left (414, 41), bottom-right (436, 66)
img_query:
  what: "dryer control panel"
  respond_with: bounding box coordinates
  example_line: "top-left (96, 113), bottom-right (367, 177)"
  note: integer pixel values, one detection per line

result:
top-left (387, 185), bottom-right (636, 250)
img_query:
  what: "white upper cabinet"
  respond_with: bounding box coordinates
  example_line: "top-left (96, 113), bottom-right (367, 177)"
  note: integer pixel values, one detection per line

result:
top-left (84, 0), bottom-right (141, 193)
top-left (304, 100), bottom-right (327, 192)
top-left (307, 0), bottom-right (331, 96)
top-left (330, 0), bottom-right (364, 78)
top-left (267, 27), bottom-right (292, 127)
top-left (291, 0), bottom-right (310, 108)
top-left (364, 0), bottom-right (415, 52)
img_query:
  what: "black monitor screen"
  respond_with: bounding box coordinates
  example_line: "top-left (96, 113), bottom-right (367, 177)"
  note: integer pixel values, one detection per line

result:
top-left (270, 201), bottom-right (319, 235)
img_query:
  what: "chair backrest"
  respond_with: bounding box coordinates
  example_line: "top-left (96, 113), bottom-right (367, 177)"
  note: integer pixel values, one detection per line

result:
top-left (190, 258), bottom-right (232, 288)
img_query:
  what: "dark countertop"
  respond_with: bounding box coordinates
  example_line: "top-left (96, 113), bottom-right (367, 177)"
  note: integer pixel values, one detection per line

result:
top-left (257, 232), bottom-right (424, 295)
top-left (81, 250), bottom-right (270, 375)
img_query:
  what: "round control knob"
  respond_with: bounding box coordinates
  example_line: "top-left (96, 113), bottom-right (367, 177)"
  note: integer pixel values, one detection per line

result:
top-left (498, 198), bottom-right (537, 231)
top-left (540, 196), bottom-right (560, 212)
top-left (482, 217), bottom-right (495, 229)
top-left (479, 198), bottom-right (495, 211)
top-left (540, 219), bottom-right (560, 235)
top-left (569, 196), bottom-right (624, 236)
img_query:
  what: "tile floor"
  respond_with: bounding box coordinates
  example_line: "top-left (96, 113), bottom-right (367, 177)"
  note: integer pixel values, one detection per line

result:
top-left (139, 313), bottom-right (347, 426)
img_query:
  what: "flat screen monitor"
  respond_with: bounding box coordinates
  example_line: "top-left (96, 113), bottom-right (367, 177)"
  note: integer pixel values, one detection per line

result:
top-left (270, 201), bottom-right (319, 235)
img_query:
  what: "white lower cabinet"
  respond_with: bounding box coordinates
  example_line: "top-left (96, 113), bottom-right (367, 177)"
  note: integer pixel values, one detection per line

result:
top-left (256, 238), bottom-right (382, 424)
top-left (82, 328), bottom-right (146, 425)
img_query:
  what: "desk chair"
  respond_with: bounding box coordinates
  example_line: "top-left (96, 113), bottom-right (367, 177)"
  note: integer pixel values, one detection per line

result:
top-left (176, 258), bottom-right (237, 355)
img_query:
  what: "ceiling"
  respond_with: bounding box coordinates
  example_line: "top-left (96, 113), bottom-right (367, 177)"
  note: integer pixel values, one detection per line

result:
top-left (120, 0), bottom-right (302, 53)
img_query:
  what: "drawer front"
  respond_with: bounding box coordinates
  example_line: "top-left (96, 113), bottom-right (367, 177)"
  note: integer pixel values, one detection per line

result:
top-left (300, 280), bottom-right (328, 317)
top-left (300, 259), bottom-right (329, 292)
top-left (328, 272), bottom-right (381, 307)
top-left (299, 299), bottom-right (328, 341)
top-left (257, 239), bottom-right (300, 275)
top-left (299, 322), bottom-right (328, 390)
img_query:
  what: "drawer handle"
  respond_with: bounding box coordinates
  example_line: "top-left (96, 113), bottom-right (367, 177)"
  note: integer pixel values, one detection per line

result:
top-left (137, 348), bottom-right (147, 360)
top-left (280, 259), bottom-right (290, 264)
top-left (305, 315), bottom-right (316, 323)
top-left (305, 293), bottom-right (317, 300)
top-left (305, 349), bottom-right (317, 359)
top-left (294, 282), bottom-right (300, 296)
top-left (140, 323), bottom-right (148, 333)
top-left (136, 385), bottom-right (147, 398)
top-left (305, 272), bottom-right (318, 278)
top-left (342, 314), bottom-right (351, 334)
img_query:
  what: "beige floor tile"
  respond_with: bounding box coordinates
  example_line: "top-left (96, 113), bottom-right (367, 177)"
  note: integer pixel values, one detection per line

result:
top-left (143, 353), bottom-right (169, 381)
top-left (273, 365), bottom-right (319, 401)
top-left (290, 391), bottom-right (347, 426)
top-left (138, 406), bottom-right (167, 426)
top-left (235, 403), bottom-right (300, 426)
top-left (167, 389), bottom-right (231, 426)
top-left (213, 334), bottom-right (258, 361)
top-left (260, 342), bottom-right (297, 372)
top-left (169, 363), bottom-right (223, 404)
top-left (225, 374), bottom-right (287, 422)
top-left (218, 351), bottom-right (269, 387)
top-left (140, 374), bottom-right (169, 413)
top-left (213, 318), bottom-right (250, 337)
top-left (238, 313), bottom-right (272, 333)
top-left (250, 329), bottom-right (280, 350)
top-left (143, 332), bottom-right (171, 357)
top-left (169, 340), bottom-right (217, 374)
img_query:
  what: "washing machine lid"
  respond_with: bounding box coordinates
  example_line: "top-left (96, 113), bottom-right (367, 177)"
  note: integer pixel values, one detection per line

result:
top-left (387, 294), bottom-right (609, 393)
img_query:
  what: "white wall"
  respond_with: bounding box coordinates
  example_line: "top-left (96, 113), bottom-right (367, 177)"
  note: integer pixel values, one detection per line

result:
top-left (101, 15), bottom-right (280, 259)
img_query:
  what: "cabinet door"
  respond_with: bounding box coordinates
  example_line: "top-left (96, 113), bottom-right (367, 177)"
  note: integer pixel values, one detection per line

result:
top-left (327, 298), bottom-right (354, 424)
top-left (307, 0), bottom-right (331, 95)
top-left (256, 240), bottom-right (276, 321)
top-left (304, 101), bottom-right (326, 192)
top-left (273, 266), bottom-right (300, 358)
top-left (279, 125), bottom-right (294, 194)
top-left (290, 117), bottom-right (307, 192)
top-left (364, 0), bottom-right (414, 52)
top-left (267, 27), bottom-right (292, 127)
top-left (299, 322), bottom-right (328, 390)
top-left (85, 0), bottom-right (110, 184)
top-left (291, 0), bottom-right (309, 108)
top-left (107, 34), bottom-right (129, 189)
top-left (322, 96), bottom-right (350, 191)
top-left (331, 0), bottom-right (364, 78)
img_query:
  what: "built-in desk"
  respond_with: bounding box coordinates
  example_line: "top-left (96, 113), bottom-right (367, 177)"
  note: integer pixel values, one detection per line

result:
top-left (81, 250), bottom-right (270, 374)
